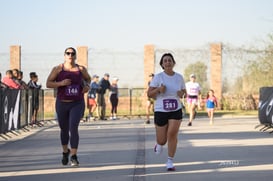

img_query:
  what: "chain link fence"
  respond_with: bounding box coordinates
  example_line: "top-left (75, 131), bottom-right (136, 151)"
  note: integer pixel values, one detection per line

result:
top-left (1, 43), bottom-right (269, 111)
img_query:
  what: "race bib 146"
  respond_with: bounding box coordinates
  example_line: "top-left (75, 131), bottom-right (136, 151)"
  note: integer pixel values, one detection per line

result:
top-left (65, 85), bottom-right (80, 96)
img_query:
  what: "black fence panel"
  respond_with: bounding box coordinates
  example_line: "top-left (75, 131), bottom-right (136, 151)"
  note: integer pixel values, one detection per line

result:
top-left (258, 87), bottom-right (273, 125)
top-left (0, 89), bottom-right (21, 133)
top-left (0, 89), bottom-right (44, 134)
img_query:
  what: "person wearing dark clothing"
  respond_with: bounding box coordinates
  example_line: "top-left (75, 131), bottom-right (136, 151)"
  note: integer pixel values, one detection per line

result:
top-left (97, 73), bottom-right (111, 120)
top-left (109, 77), bottom-right (119, 120)
top-left (0, 72), bottom-right (9, 89)
top-left (46, 47), bottom-right (91, 167)
top-left (18, 71), bottom-right (28, 89)
top-left (27, 72), bottom-right (42, 125)
top-left (87, 74), bottom-right (100, 120)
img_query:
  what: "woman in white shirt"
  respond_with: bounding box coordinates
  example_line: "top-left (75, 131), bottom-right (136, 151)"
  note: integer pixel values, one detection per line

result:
top-left (185, 74), bottom-right (201, 126)
top-left (147, 53), bottom-right (186, 171)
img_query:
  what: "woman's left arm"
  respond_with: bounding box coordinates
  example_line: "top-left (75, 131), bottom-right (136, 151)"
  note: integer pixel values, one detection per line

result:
top-left (80, 65), bottom-right (91, 93)
top-left (177, 89), bottom-right (186, 98)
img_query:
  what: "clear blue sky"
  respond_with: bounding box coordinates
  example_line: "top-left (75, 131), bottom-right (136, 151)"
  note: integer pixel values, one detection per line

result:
top-left (1, 0), bottom-right (273, 53)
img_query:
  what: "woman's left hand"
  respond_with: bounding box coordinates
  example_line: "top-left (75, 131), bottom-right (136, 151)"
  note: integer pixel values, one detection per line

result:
top-left (82, 85), bottom-right (90, 93)
top-left (177, 89), bottom-right (186, 98)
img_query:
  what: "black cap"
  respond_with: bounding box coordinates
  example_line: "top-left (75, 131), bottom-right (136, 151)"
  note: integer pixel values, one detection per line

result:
top-left (30, 72), bottom-right (38, 78)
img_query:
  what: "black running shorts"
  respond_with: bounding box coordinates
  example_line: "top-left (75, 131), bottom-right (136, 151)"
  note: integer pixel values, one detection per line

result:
top-left (154, 109), bottom-right (183, 127)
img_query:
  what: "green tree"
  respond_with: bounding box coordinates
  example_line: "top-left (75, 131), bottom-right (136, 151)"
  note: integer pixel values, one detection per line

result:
top-left (242, 34), bottom-right (273, 94)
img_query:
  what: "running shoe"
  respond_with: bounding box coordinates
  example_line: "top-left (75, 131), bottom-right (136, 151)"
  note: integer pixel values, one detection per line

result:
top-left (71, 155), bottom-right (79, 166)
top-left (166, 160), bottom-right (176, 171)
top-left (62, 149), bottom-right (70, 165)
top-left (154, 144), bottom-right (163, 155)
top-left (188, 122), bottom-right (192, 126)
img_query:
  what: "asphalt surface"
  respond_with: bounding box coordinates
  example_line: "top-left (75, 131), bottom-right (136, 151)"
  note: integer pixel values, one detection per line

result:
top-left (1, 116), bottom-right (273, 181)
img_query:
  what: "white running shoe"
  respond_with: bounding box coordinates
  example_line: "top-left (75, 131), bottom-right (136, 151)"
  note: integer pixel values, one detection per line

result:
top-left (154, 144), bottom-right (163, 155)
top-left (166, 160), bottom-right (175, 171)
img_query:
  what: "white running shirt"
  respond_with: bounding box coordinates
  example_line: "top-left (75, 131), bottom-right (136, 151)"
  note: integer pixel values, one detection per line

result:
top-left (185, 81), bottom-right (201, 96)
top-left (150, 72), bottom-right (186, 112)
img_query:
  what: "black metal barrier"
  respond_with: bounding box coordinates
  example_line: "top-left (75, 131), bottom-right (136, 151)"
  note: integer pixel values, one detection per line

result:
top-left (258, 87), bottom-right (273, 125)
top-left (257, 87), bottom-right (273, 133)
top-left (0, 89), bottom-right (44, 134)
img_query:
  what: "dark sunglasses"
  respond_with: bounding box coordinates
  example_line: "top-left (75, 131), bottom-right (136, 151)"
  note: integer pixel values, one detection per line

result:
top-left (65, 52), bottom-right (76, 56)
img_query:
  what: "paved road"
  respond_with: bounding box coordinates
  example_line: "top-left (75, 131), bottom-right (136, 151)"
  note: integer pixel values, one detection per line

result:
top-left (1, 116), bottom-right (273, 181)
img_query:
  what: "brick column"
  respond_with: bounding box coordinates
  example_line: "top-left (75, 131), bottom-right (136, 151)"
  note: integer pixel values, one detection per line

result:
top-left (210, 43), bottom-right (222, 100)
top-left (77, 46), bottom-right (88, 68)
top-left (10, 45), bottom-right (21, 70)
top-left (144, 45), bottom-right (155, 88)
top-left (77, 46), bottom-right (89, 116)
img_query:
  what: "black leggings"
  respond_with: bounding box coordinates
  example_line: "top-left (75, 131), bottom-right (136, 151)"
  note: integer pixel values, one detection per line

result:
top-left (110, 94), bottom-right (118, 114)
top-left (56, 99), bottom-right (84, 149)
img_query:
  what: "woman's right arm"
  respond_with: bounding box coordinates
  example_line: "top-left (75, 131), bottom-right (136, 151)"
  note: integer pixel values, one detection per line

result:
top-left (147, 86), bottom-right (165, 99)
top-left (46, 66), bottom-right (64, 88)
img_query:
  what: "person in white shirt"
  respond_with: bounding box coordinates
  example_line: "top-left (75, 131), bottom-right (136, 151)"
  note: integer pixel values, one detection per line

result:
top-left (185, 74), bottom-right (201, 126)
top-left (147, 53), bottom-right (186, 171)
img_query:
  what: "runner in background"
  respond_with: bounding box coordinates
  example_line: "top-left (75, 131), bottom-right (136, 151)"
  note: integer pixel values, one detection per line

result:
top-left (185, 74), bottom-right (201, 126)
top-left (206, 89), bottom-right (218, 125)
top-left (145, 73), bottom-right (154, 124)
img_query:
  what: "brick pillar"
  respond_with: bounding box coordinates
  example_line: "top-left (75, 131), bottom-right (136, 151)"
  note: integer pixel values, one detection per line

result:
top-left (144, 45), bottom-right (155, 88)
top-left (210, 43), bottom-right (222, 101)
top-left (77, 46), bottom-right (88, 68)
top-left (10, 45), bottom-right (21, 70)
top-left (76, 46), bottom-right (89, 116)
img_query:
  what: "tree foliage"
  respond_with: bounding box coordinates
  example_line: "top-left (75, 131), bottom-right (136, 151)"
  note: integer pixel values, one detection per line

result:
top-left (241, 34), bottom-right (273, 94)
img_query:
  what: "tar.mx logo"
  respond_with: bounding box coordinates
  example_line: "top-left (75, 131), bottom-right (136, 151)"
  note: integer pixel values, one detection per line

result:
top-left (219, 160), bottom-right (240, 167)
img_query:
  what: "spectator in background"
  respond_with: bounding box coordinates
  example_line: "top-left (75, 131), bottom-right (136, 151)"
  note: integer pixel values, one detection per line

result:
top-left (18, 71), bottom-right (28, 89)
top-left (12, 69), bottom-right (20, 84)
top-left (0, 72), bottom-right (9, 89)
top-left (2, 70), bottom-right (21, 89)
top-left (145, 73), bottom-right (154, 124)
top-left (87, 74), bottom-right (100, 121)
top-left (109, 77), bottom-right (119, 120)
top-left (28, 72), bottom-right (42, 126)
top-left (97, 73), bottom-right (111, 120)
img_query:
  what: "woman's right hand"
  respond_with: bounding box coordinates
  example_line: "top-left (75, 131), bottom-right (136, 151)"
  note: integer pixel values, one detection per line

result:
top-left (158, 84), bottom-right (166, 94)
top-left (61, 79), bottom-right (72, 86)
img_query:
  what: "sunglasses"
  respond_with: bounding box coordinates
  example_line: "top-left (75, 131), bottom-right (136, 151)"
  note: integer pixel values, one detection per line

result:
top-left (65, 52), bottom-right (76, 56)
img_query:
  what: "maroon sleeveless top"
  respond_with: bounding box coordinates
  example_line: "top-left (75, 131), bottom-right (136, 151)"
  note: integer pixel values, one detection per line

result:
top-left (56, 64), bottom-right (83, 101)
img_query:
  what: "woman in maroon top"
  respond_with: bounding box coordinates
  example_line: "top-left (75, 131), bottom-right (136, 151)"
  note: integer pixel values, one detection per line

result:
top-left (46, 47), bottom-right (91, 167)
